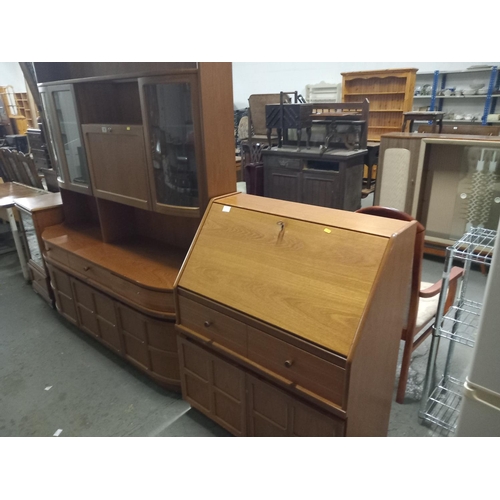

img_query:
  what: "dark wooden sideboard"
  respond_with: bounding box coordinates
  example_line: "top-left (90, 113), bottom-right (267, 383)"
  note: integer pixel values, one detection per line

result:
top-left (263, 146), bottom-right (366, 211)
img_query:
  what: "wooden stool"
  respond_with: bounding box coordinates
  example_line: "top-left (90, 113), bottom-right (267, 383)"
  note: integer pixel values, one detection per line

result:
top-left (402, 112), bottom-right (444, 133)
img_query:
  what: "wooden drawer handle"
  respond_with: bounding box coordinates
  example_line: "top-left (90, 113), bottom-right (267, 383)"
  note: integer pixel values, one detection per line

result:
top-left (284, 359), bottom-right (294, 368)
top-left (83, 266), bottom-right (90, 271)
top-left (204, 320), bottom-right (212, 328)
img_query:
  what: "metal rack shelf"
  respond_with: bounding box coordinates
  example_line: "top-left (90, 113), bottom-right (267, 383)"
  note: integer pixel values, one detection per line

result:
top-left (420, 227), bottom-right (497, 433)
top-left (449, 227), bottom-right (496, 265)
top-left (439, 299), bottom-right (482, 347)
top-left (421, 376), bottom-right (463, 432)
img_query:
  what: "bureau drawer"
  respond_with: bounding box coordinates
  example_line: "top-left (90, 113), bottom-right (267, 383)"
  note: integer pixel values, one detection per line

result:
top-left (264, 155), bottom-right (303, 170)
top-left (247, 326), bottom-right (345, 407)
top-left (67, 253), bottom-right (173, 313)
top-left (44, 242), bottom-right (69, 267)
top-left (177, 295), bottom-right (247, 356)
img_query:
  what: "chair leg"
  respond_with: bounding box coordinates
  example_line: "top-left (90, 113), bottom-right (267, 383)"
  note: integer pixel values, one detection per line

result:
top-left (396, 338), bottom-right (414, 404)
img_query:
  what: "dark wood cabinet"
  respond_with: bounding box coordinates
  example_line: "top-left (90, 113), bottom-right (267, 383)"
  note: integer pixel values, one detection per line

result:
top-left (263, 147), bottom-right (365, 211)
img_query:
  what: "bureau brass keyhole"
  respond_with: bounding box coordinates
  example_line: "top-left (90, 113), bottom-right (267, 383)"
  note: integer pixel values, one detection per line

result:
top-left (284, 360), bottom-right (293, 368)
top-left (204, 320), bottom-right (212, 328)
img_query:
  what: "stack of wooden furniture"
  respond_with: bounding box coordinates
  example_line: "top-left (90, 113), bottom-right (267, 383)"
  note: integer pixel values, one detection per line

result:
top-left (174, 193), bottom-right (417, 436)
top-left (262, 100), bottom-right (369, 211)
top-left (34, 62), bottom-right (236, 390)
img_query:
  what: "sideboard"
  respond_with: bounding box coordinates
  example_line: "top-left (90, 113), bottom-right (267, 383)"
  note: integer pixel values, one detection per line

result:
top-left (263, 146), bottom-right (366, 211)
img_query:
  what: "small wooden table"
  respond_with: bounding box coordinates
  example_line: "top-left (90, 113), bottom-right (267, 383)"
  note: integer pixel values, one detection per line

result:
top-left (0, 182), bottom-right (48, 280)
top-left (402, 112), bottom-right (444, 133)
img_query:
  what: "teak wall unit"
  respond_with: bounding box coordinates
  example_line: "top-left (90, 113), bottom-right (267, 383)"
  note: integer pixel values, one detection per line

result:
top-left (174, 193), bottom-right (417, 436)
top-left (342, 68), bottom-right (417, 142)
top-left (377, 132), bottom-right (500, 254)
top-left (36, 62), bottom-right (236, 390)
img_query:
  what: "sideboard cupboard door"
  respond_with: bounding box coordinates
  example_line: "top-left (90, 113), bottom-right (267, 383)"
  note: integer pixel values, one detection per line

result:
top-left (178, 336), bottom-right (246, 436)
top-left (139, 74), bottom-right (202, 217)
top-left (301, 169), bottom-right (340, 209)
top-left (71, 278), bottom-right (122, 354)
top-left (115, 303), bottom-right (180, 386)
top-left (47, 264), bottom-right (78, 325)
top-left (82, 124), bottom-right (150, 210)
top-left (264, 166), bottom-right (302, 202)
top-left (246, 374), bottom-right (345, 437)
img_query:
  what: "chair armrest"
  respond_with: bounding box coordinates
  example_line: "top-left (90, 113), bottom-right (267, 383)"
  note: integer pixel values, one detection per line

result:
top-left (419, 266), bottom-right (464, 298)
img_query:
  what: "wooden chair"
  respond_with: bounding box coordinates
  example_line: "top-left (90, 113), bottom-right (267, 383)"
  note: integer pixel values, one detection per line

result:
top-left (247, 93), bottom-right (290, 147)
top-left (17, 152), bottom-right (44, 189)
top-left (0, 149), bottom-right (13, 182)
top-left (0, 148), bottom-right (25, 184)
top-left (356, 206), bottom-right (464, 403)
top-left (0, 149), bottom-right (44, 189)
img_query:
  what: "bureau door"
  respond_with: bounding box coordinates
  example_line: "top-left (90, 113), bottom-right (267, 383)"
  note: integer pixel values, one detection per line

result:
top-left (47, 264), bottom-right (78, 325)
top-left (246, 374), bottom-right (345, 437)
top-left (178, 335), bottom-right (246, 436)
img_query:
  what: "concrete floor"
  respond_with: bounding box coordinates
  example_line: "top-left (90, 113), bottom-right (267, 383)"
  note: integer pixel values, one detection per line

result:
top-left (0, 214), bottom-right (489, 437)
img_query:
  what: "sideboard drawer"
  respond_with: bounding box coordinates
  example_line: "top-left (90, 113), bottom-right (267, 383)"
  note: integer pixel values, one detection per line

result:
top-left (264, 155), bottom-right (303, 170)
top-left (67, 252), bottom-right (173, 314)
top-left (177, 295), bottom-right (247, 356)
top-left (44, 242), bottom-right (70, 267)
top-left (68, 252), bottom-right (110, 283)
top-left (247, 326), bottom-right (345, 407)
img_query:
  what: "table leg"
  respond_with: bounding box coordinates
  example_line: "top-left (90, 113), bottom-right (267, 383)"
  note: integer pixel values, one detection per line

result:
top-left (7, 207), bottom-right (30, 281)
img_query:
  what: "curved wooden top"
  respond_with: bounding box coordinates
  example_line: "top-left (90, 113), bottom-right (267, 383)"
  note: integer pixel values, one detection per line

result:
top-left (42, 223), bottom-right (186, 291)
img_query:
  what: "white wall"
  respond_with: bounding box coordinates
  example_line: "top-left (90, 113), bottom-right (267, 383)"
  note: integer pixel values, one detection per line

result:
top-left (0, 62), bottom-right (26, 92)
top-left (232, 62), bottom-right (500, 109)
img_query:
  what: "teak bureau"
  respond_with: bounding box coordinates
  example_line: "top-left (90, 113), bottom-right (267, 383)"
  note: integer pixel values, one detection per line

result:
top-left (174, 193), bottom-right (417, 436)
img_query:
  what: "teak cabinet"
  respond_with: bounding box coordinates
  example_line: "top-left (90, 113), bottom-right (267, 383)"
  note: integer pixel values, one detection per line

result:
top-left (36, 62), bottom-right (236, 389)
top-left (342, 68), bottom-right (417, 142)
top-left (174, 193), bottom-right (417, 436)
top-left (14, 193), bottom-right (63, 305)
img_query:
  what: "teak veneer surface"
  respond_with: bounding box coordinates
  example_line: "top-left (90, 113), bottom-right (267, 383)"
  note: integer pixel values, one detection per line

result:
top-left (14, 193), bottom-right (62, 212)
top-left (42, 223), bottom-right (185, 291)
top-left (0, 182), bottom-right (47, 208)
top-left (178, 194), bottom-right (412, 357)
